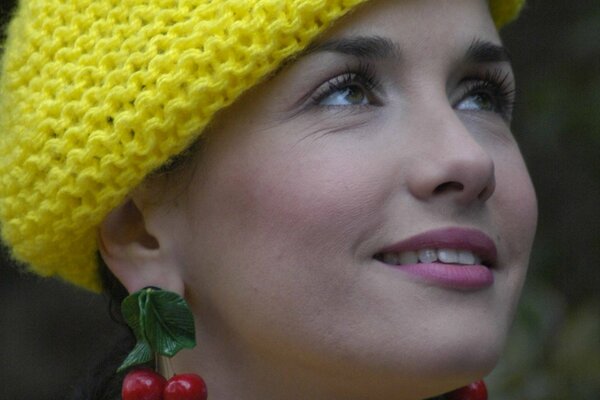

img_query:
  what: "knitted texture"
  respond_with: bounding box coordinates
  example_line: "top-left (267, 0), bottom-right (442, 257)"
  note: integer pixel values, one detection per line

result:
top-left (0, 0), bottom-right (524, 292)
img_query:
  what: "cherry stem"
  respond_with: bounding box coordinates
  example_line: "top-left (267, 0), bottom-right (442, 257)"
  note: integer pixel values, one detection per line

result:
top-left (156, 354), bottom-right (175, 379)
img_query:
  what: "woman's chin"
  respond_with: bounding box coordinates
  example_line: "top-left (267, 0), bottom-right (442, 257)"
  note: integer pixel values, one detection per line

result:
top-left (366, 334), bottom-right (502, 392)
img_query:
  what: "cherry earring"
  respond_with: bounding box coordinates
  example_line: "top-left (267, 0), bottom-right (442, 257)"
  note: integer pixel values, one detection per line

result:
top-left (118, 287), bottom-right (208, 400)
top-left (122, 368), bottom-right (166, 400)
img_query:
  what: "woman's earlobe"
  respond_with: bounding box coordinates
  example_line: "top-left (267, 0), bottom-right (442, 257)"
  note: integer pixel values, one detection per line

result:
top-left (98, 198), bottom-right (184, 295)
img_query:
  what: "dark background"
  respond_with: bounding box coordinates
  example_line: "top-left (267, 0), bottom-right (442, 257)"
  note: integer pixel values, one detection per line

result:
top-left (1, 0), bottom-right (599, 399)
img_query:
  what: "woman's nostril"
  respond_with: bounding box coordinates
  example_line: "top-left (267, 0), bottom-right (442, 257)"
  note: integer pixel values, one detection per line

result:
top-left (434, 181), bottom-right (464, 194)
top-left (477, 176), bottom-right (496, 202)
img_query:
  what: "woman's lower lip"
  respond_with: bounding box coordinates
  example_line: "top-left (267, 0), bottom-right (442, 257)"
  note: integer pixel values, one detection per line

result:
top-left (389, 262), bottom-right (494, 290)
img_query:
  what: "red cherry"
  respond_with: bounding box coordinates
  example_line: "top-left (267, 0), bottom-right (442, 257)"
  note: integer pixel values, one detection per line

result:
top-left (122, 368), bottom-right (167, 400)
top-left (164, 373), bottom-right (208, 400)
top-left (446, 380), bottom-right (488, 400)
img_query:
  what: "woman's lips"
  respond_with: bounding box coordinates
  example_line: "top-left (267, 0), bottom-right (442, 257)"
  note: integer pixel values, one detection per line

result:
top-left (374, 227), bottom-right (498, 290)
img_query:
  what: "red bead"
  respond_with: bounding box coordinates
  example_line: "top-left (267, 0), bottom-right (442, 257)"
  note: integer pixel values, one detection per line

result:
top-left (122, 368), bottom-right (167, 400)
top-left (164, 373), bottom-right (208, 400)
top-left (446, 380), bottom-right (488, 400)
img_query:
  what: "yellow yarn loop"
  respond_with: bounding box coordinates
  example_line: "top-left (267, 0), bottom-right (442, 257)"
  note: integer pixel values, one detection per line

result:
top-left (0, 0), bottom-right (524, 292)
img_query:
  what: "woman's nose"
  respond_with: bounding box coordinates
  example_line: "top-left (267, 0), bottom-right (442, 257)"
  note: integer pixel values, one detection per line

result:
top-left (405, 113), bottom-right (496, 206)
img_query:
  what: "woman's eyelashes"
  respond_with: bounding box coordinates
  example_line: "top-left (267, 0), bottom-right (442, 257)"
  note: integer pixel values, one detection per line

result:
top-left (305, 64), bottom-right (515, 121)
top-left (454, 69), bottom-right (516, 120)
top-left (309, 63), bottom-right (382, 108)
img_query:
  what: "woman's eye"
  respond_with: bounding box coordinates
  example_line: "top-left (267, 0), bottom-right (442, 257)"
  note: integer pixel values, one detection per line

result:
top-left (310, 64), bottom-right (381, 108)
top-left (454, 70), bottom-right (515, 120)
top-left (319, 84), bottom-right (370, 106)
top-left (456, 92), bottom-right (496, 112)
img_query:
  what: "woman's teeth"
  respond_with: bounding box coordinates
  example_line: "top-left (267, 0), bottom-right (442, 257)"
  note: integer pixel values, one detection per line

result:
top-left (379, 249), bottom-right (482, 265)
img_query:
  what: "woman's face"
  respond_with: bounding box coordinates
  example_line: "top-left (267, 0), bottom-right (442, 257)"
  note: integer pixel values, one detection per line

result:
top-left (164, 0), bottom-right (537, 397)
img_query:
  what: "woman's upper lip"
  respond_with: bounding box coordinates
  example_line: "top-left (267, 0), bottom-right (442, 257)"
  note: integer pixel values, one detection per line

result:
top-left (375, 227), bottom-right (498, 267)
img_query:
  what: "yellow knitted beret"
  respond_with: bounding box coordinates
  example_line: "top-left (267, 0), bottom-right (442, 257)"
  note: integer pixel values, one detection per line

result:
top-left (0, 0), bottom-right (524, 292)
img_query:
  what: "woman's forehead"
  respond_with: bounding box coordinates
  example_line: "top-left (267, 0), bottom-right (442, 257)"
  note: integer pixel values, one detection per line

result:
top-left (295, 0), bottom-right (504, 75)
top-left (320, 0), bottom-right (500, 46)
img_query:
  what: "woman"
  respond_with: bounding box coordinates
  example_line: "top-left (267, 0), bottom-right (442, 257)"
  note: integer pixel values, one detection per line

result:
top-left (0, 0), bottom-right (537, 399)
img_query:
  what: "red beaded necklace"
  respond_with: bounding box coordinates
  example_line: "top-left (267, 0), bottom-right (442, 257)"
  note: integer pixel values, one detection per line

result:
top-left (121, 369), bottom-right (487, 400)
top-left (440, 380), bottom-right (488, 400)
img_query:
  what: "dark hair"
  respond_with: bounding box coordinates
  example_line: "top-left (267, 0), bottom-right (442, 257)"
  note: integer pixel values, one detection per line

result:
top-left (69, 256), bottom-right (139, 400)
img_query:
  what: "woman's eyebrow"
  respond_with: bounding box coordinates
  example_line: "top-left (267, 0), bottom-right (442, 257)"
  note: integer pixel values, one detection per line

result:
top-left (302, 35), bottom-right (401, 60)
top-left (465, 38), bottom-right (512, 64)
top-left (301, 35), bottom-right (511, 65)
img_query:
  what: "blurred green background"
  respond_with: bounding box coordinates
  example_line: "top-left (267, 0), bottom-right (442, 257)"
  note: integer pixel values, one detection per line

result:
top-left (1, 0), bottom-right (598, 399)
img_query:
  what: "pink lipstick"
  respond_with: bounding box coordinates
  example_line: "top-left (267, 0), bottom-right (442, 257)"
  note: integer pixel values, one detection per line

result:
top-left (374, 227), bottom-right (497, 290)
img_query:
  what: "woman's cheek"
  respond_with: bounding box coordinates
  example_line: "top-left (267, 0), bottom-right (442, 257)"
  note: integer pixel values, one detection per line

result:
top-left (490, 145), bottom-right (537, 318)
top-left (241, 145), bottom-right (387, 250)
top-left (494, 144), bottom-right (538, 250)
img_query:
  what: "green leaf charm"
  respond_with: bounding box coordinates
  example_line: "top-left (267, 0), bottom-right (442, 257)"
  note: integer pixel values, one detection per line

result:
top-left (117, 287), bottom-right (196, 372)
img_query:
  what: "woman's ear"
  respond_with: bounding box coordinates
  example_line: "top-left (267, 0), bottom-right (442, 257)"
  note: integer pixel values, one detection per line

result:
top-left (98, 195), bottom-right (185, 295)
